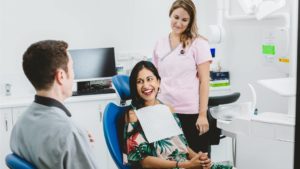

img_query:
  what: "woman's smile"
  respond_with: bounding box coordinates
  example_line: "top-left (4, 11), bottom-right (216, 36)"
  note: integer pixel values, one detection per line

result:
top-left (141, 88), bottom-right (154, 96)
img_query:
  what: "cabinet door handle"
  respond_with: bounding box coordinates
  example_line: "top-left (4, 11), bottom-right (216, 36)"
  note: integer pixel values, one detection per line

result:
top-left (5, 119), bottom-right (8, 131)
top-left (99, 111), bottom-right (102, 122)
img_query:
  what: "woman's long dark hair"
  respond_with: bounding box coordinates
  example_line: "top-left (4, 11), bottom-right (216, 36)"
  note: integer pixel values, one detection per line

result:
top-left (129, 60), bottom-right (161, 110)
top-left (118, 61), bottom-right (161, 159)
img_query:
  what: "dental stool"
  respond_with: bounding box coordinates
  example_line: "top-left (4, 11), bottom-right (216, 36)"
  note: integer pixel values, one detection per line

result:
top-left (5, 153), bottom-right (37, 169)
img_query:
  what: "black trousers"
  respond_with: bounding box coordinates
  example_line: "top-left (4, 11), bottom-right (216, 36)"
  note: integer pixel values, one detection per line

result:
top-left (176, 113), bottom-right (211, 157)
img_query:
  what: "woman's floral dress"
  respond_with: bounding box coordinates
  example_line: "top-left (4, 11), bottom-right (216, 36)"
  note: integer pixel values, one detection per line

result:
top-left (123, 113), bottom-right (188, 169)
top-left (122, 111), bottom-right (233, 169)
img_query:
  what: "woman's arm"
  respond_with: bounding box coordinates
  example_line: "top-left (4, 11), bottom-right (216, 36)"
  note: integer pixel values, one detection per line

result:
top-left (141, 154), bottom-right (203, 169)
top-left (187, 147), bottom-right (198, 159)
top-left (196, 61), bottom-right (211, 135)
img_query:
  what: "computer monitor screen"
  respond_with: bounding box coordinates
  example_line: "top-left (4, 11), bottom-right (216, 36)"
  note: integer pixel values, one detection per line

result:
top-left (69, 47), bottom-right (116, 82)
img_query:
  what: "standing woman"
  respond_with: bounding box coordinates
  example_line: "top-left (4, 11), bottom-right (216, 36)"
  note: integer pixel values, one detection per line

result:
top-left (153, 0), bottom-right (212, 154)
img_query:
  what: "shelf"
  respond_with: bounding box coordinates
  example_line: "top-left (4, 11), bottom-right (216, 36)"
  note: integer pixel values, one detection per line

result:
top-left (257, 77), bottom-right (296, 97)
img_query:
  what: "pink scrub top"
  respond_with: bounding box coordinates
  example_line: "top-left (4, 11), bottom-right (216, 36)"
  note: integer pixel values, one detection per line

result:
top-left (153, 36), bottom-right (212, 114)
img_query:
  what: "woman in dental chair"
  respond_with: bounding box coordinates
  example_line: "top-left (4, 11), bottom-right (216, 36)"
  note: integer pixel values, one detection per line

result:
top-left (119, 61), bottom-right (232, 169)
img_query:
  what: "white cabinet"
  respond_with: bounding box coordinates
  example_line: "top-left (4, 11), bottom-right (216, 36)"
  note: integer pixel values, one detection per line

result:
top-left (11, 107), bottom-right (27, 125)
top-left (0, 108), bottom-right (13, 169)
top-left (0, 106), bottom-right (28, 169)
top-left (217, 113), bottom-right (295, 169)
top-left (66, 99), bottom-right (118, 169)
top-left (236, 129), bottom-right (294, 169)
top-left (0, 94), bottom-right (119, 169)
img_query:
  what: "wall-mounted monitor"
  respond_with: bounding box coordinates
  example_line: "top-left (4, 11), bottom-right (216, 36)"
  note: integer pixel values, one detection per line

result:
top-left (68, 47), bottom-right (117, 82)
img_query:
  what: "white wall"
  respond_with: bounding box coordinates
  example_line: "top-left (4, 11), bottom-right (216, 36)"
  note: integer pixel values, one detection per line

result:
top-left (130, 0), bottom-right (219, 56)
top-left (222, 19), bottom-right (289, 113)
top-left (0, 0), bottom-right (172, 96)
top-left (0, 0), bottom-right (296, 120)
top-left (0, 1), bottom-right (5, 96)
top-left (130, 0), bottom-right (297, 114)
top-left (131, 0), bottom-right (171, 56)
top-left (0, 0), bottom-right (134, 96)
top-left (222, 0), bottom-right (297, 114)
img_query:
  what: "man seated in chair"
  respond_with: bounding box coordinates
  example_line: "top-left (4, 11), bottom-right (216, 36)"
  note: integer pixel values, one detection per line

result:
top-left (10, 40), bottom-right (100, 169)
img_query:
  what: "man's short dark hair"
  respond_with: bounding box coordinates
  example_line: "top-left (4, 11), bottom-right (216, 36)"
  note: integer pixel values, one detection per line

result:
top-left (22, 40), bottom-right (69, 90)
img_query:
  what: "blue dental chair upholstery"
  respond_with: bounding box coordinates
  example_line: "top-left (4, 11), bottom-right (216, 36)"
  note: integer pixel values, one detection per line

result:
top-left (103, 75), bottom-right (131, 169)
top-left (112, 75), bottom-right (130, 105)
top-left (5, 153), bottom-right (37, 169)
top-left (103, 103), bottom-right (131, 169)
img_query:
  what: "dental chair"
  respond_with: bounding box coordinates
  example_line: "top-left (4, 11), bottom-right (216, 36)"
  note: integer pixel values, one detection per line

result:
top-left (110, 74), bottom-right (240, 145)
top-left (105, 75), bottom-right (240, 168)
top-left (5, 153), bottom-right (37, 169)
top-left (103, 75), bottom-right (131, 169)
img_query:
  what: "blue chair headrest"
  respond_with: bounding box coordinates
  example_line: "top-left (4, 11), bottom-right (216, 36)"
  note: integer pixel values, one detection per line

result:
top-left (112, 75), bottom-right (131, 101)
top-left (5, 153), bottom-right (37, 169)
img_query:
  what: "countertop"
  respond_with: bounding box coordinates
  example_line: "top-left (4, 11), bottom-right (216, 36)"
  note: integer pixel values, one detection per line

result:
top-left (0, 93), bottom-right (118, 108)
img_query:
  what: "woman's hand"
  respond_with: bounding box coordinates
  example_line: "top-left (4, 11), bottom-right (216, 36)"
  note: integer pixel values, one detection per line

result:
top-left (180, 153), bottom-right (202, 168)
top-left (199, 152), bottom-right (211, 169)
top-left (180, 152), bottom-right (211, 168)
top-left (196, 115), bottom-right (209, 135)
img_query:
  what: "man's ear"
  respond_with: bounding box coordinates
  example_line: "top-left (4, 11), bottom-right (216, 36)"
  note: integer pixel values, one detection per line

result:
top-left (55, 69), bottom-right (65, 85)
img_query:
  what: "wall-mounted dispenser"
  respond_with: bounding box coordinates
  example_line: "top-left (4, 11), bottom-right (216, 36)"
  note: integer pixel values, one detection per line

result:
top-left (262, 27), bottom-right (290, 74)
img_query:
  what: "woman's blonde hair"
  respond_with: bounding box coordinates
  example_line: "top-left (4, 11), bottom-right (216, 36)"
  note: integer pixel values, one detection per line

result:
top-left (169, 0), bottom-right (199, 48)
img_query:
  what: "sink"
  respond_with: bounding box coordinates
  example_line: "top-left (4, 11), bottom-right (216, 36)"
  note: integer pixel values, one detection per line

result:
top-left (210, 102), bottom-right (252, 121)
top-left (210, 104), bottom-right (240, 121)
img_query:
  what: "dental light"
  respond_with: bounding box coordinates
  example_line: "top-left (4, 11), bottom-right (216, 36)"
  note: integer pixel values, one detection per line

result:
top-left (238, 0), bottom-right (286, 20)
